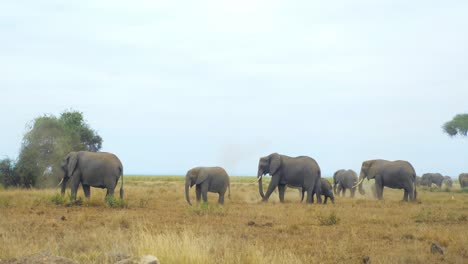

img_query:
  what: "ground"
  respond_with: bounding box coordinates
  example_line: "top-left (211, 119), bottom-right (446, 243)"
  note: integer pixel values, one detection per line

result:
top-left (0, 176), bottom-right (467, 264)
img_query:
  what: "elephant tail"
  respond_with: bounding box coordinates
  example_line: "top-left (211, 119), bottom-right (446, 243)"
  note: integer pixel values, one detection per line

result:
top-left (119, 166), bottom-right (124, 199)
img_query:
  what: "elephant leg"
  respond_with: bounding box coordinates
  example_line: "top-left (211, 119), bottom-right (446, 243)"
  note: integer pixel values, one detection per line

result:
top-left (408, 188), bottom-right (415, 202)
top-left (264, 176), bottom-right (280, 201)
top-left (324, 196), bottom-right (328, 204)
top-left (218, 193), bottom-right (225, 205)
top-left (342, 188), bottom-right (346, 197)
top-left (350, 188), bottom-right (356, 198)
top-left (376, 185), bottom-right (384, 200)
top-left (201, 183), bottom-right (209, 203)
top-left (278, 184), bottom-right (286, 203)
top-left (70, 177), bottom-right (80, 201)
top-left (196, 185), bottom-right (202, 203)
top-left (82, 185), bottom-right (90, 198)
top-left (403, 190), bottom-right (409, 201)
top-left (315, 180), bottom-right (322, 204)
top-left (107, 188), bottom-right (115, 198)
top-left (306, 182), bottom-right (316, 204)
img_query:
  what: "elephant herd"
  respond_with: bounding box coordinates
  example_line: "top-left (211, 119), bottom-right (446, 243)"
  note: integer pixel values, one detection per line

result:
top-left (58, 151), bottom-right (468, 205)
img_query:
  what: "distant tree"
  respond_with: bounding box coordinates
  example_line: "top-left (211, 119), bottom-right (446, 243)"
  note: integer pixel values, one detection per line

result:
top-left (443, 114), bottom-right (468, 137)
top-left (14, 110), bottom-right (102, 188)
top-left (0, 158), bottom-right (19, 187)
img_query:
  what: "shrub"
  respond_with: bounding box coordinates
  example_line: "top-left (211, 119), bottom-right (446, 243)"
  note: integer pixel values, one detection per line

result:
top-left (318, 211), bottom-right (340, 226)
top-left (50, 193), bottom-right (68, 205)
top-left (105, 196), bottom-right (127, 208)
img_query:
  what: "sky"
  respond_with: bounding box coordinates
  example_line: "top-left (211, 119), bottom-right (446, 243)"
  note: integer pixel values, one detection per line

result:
top-left (1, 0), bottom-right (467, 176)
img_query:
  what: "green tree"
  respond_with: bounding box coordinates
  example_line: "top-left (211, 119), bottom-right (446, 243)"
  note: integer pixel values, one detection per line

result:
top-left (14, 110), bottom-right (102, 188)
top-left (0, 158), bottom-right (19, 187)
top-left (443, 114), bottom-right (468, 137)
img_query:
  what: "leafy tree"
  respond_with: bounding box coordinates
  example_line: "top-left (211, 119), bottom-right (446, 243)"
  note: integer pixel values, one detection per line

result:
top-left (0, 158), bottom-right (19, 187)
top-left (443, 114), bottom-right (468, 137)
top-left (14, 110), bottom-right (102, 188)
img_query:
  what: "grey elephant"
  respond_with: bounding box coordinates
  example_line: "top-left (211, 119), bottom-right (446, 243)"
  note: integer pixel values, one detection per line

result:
top-left (185, 167), bottom-right (230, 205)
top-left (257, 153), bottom-right (322, 204)
top-left (442, 176), bottom-right (453, 188)
top-left (60, 151), bottom-right (123, 201)
top-left (356, 159), bottom-right (417, 202)
top-left (305, 179), bottom-right (335, 204)
top-left (459, 173), bottom-right (468, 188)
top-left (421, 173), bottom-right (444, 189)
top-left (333, 169), bottom-right (358, 198)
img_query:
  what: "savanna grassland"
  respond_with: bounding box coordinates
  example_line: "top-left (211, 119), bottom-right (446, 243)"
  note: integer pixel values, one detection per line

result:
top-left (0, 176), bottom-right (467, 264)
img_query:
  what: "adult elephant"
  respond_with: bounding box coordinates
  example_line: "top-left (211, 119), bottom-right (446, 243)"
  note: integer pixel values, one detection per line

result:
top-left (356, 159), bottom-right (417, 202)
top-left (257, 153), bottom-right (322, 204)
top-left (60, 151), bottom-right (123, 201)
top-left (333, 169), bottom-right (358, 198)
top-left (421, 173), bottom-right (444, 189)
top-left (442, 176), bottom-right (453, 188)
top-left (185, 167), bottom-right (230, 205)
top-left (459, 173), bottom-right (468, 188)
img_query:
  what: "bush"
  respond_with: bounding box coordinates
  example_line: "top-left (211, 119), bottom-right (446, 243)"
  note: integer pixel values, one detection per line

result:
top-left (105, 196), bottom-right (127, 208)
top-left (318, 211), bottom-right (340, 226)
top-left (459, 188), bottom-right (468, 193)
top-left (0, 158), bottom-right (19, 187)
top-left (50, 193), bottom-right (68, 205)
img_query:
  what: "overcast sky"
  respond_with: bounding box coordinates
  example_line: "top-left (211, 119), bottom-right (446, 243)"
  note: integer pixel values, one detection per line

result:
top-left (1, 0), bottom-right (467, 176)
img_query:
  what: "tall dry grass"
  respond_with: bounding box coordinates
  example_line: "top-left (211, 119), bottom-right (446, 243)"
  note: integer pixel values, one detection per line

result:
top-left (0, 176), bottom-right (467, 263)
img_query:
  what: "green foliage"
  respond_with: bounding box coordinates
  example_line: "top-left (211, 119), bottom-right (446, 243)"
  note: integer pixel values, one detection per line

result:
top-left (459, 188), bottom-right (468, 193)
top-left (50, 193), bottom-right (68, 205)
top-left (105, 196), bottom-right (127, 208)
top-left (318, 211), bottom-right (340, 226)
top-left (0, 158), bottom-right (19, 187)
top-left (443, 113), bottom-right (468, 137)
top-left (189, 202), bottom-right (225, 216)
top-left (13, 110), bottom-right (102, 188)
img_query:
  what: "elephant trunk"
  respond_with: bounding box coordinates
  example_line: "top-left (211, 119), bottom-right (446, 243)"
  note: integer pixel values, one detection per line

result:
top-left (185, 180), bottom-right (192, 206)
top-left (357, 171), bottom-right (366, 195)
top-left (257, 170), bottom-right (265, 198)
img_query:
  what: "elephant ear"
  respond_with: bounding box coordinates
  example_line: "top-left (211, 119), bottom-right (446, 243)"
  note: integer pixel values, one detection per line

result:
top-left (67, 152), bottom-right (78, 177)
top-left (195, 170), bottom-right (209, 185)
top-left (333, 170), bottom-right (340, 182)
top-left (269, 153), bottom-right (282, 175)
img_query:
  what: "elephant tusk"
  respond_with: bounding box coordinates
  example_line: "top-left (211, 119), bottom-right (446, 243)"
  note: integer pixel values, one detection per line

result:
top-left (353, 177), bottom-right (365, 188)
top-left (57, 178), bottom-right (64, 187)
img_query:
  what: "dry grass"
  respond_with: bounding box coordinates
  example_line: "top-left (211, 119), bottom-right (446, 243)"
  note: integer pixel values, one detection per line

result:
top-left (0, 177), bottom-right (467, 264)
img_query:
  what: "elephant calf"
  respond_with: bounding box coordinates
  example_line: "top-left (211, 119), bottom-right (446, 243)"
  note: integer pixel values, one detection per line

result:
top-left (301, 179), bottom-right (335, 204)
top-left (185, 167), bottom-right (231, 205)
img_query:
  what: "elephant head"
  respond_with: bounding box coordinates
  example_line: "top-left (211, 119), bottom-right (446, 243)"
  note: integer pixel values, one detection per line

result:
top-left (59, 152), bottom-right (78, 195)
top-left (185, 167), bottom-right (207, 206)
top-left (356, 160), bottom-right (377, 195)
top-left (257, 153), bottom-right (281, 199)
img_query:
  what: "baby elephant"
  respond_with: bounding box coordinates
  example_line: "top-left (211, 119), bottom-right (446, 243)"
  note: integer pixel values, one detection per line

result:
top-left (185, 167), bottom-right (230, 205)
top-left (301, 179), bottom-right (335, 204)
